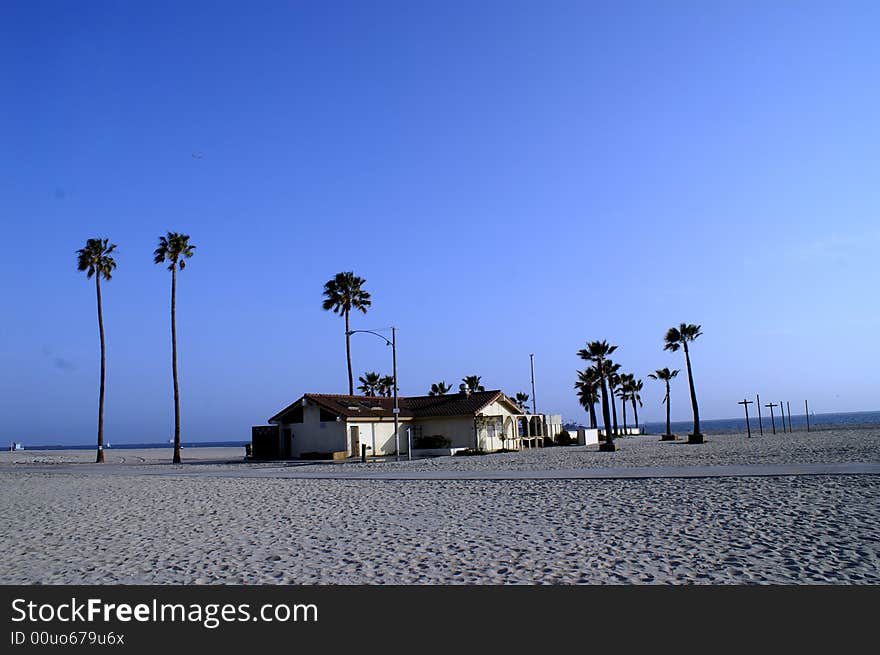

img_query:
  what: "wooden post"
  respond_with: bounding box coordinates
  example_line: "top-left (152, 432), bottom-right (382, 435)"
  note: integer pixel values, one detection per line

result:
top-left (779, 400), bottom-right (786, 433)
top-left (765, 403), bottom-right (777, 435)
top-left (756, 394), bottom-right (763, 436)
top-left (805, 400), bottom-right (811, 432)
top-left (738, 399), bottom-right (753, 438)
top-left (787, 401), bottom-right (792, 432)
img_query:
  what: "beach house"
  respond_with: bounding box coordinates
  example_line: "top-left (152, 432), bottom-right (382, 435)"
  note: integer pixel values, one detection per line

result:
top-left (251, 389), bottom-right (565, 459)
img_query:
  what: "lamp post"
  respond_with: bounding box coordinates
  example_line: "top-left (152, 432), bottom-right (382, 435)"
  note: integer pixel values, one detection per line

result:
top-left (529, 353), bottom-right (537, 415)
top-left (346, 327), bottom-right (401, 461)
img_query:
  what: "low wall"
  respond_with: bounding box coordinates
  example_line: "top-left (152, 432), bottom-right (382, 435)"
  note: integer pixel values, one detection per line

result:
top-left (413, 447), bottom-right (469, 458)
top-left (578, 428), bottom-right (600, 445)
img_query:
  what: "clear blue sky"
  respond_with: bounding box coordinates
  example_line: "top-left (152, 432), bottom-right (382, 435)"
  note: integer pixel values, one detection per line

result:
top-left (2, 1), bottom-right (878, 444)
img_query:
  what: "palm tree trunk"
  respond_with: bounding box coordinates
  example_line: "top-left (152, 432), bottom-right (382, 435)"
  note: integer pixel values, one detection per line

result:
top-left (621, 396), bottom-right (627, 434)
top-left (171, 265), bottom-right (182, 464)
top-left (684, 342), bottom-right (701, 437)
top-left (345, 310), bottom-right (353, 395)
top-left (95, 276), bottom-right (106, 464)
top-left (631, 398), bottom-right (639, 432)
top-left (610, 384), bottom-right (619, 436)
top-left (588, 401), bottom-right (597, 429)
top-left (599, 376), bottom-right (613, 444)
top-left (665, 382), bottom-right (672, 436)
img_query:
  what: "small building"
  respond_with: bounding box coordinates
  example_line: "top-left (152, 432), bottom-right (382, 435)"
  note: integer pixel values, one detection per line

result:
top-left (252, 389), bottom-right (561, 459)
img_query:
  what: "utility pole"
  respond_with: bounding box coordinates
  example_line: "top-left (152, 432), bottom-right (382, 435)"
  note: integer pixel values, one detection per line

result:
top-left (529, 353), bottom-right (537, 415)
top-left (805, 399), bottom-right (811, 432)
top-left (765, 402), bottom-right (778, 435)
top-left (756, 393), bottom-right (764, 436)
top-left (738, 399), bottom-right (754, 438)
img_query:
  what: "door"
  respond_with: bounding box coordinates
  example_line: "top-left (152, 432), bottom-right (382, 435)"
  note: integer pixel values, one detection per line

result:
top-left (282, 428), bottom-right (292, 458)
top-left (350, 426), bottom-right (360, 458)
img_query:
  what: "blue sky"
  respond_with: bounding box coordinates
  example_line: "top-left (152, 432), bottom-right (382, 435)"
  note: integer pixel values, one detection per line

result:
top-left (2, 1), bottom-right (878, 444)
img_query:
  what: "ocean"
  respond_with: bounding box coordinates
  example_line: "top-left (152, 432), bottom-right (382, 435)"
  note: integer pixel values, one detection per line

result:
top-left (9, 411), bottom-right (880, 450)
top-left (641, 410), bottom-right (880, 435)
top-left (9, 440), bottom-right (250, 451)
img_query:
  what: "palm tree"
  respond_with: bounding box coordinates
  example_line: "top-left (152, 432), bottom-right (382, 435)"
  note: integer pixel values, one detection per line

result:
top-left (378, 375), bottom-right (395, 397)
top-left (154, 232), bottom-right (196, 464)
top-left (514, 392), bottom-right (530, 411)
top-left (461, 375), bottom-right (484, 393)
top-left (322, 272), bottom-right (372, 395)
top-left (648, 367), bottom-right (679, 440)
top-left (664, 323), bottom-right (703, 443)
top-left (429, 381), bottom-right (452, 396)
top-left (76, 238), bottom-right (117, 464)
top-left (629, 377), bottom-right (644, 432)
top-left (574, 368), bottom-right (600, 429)
top-left (358, 371), bottom-right (381, 396)
top-left (577, 341), bottom-right (617, 451)
top-left (605, 362), bottom-right (621, 436)
top-left (617, 379), bottom-right (631, 435)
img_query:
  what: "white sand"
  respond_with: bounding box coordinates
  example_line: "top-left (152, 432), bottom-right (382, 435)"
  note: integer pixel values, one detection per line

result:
top-left (1, 429), bottom-right (878, 584)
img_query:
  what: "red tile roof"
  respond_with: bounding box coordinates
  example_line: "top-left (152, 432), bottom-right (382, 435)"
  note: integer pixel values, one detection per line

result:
top-left (268, 390), bottom-right (520, 423)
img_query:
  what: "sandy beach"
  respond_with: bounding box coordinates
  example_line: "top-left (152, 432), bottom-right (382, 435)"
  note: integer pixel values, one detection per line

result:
top-left (1, 429), bottom-right (878, 584)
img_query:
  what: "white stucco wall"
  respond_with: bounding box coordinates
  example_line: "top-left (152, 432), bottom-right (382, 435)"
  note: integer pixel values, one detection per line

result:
top-left (281, 404), bottom-right (347, 457)
top-left (412, 416), bottom-right (477, 449)
top-left (348, 419), bottom-right (411, 456)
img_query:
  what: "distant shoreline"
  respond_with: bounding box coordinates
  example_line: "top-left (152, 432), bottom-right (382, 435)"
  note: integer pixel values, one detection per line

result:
top-left (7, 440), bottom-right (249, 451)
top-left (9, 409), bottom-right (880, 450)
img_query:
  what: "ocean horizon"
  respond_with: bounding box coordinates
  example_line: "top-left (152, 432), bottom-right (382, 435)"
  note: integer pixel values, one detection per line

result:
top-left (9, 410), bottom-right (880, 450)
top-left (7, 440), bottom-right (250, 451)
top-left (571, 409), bottom-right (880, 436)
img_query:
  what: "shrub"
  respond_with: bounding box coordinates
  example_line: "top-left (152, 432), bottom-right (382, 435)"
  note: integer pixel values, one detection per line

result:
top-left (557, 429), bottom-right (573, 446)
top-left (454, 448), bottom-right (487, 456)
top-left (414, 434), bottom-right (452, 449)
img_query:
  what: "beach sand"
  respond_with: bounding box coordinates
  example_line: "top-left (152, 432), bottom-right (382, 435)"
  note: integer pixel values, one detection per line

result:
top-left (1, 429), bottom-right (878, 584)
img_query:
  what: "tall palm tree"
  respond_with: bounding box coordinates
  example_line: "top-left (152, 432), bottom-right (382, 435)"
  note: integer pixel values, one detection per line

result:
top-left (76, 238), bottom-right (117, 464)
top-left (461, 375), bottom-right (484, 393)
top-left (377, 375), bottom-right (395, 397)
top-left (514, 392), bottom-right (530, 411)
top-left (429, 381), bottom-right (452, 396)
top-left (574, 368), bottom-right (600, 429)
top-left (358, 371), bottom-right (381, 396)
top-left (577, 341), bottom-right (617, 451)
top-left (322, 272), bottom-right (372, 395)
top-left (664, 323), bottom-right (703, 443)
top-left (648, 367), bottom-right (679, 440)
top-left (154, 232), bottom-right (196, 464)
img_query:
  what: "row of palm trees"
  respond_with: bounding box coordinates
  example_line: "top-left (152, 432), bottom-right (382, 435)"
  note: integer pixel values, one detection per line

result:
top-left (428, 376), bottom-right (486, 396)
top-left (575, 354), bottom-right (644, 434)
top-left (574, 323), bottom-right (703, 451)
top-left (357, 372), bottom-right (396, 397)
top-left (77, 233), bottom-right (195, 463)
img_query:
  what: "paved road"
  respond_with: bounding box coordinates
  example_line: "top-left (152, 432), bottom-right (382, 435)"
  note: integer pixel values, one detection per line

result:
top-left (2, 461), bottom-right (879, 480)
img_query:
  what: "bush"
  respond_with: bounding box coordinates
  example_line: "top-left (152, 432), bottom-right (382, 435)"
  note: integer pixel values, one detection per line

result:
top-left (542, 436), bottom-right (556, 447)
top-left (414, 434), bottom-right (452, 449)
top-left (557, 429), bottom-right (573, 446)
top-left (454, 448), bottom-right (487, 456)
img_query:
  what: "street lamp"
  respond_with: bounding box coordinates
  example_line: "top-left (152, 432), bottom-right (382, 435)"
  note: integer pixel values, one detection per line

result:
top-left (346, 327), bottom-right (401, 461)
